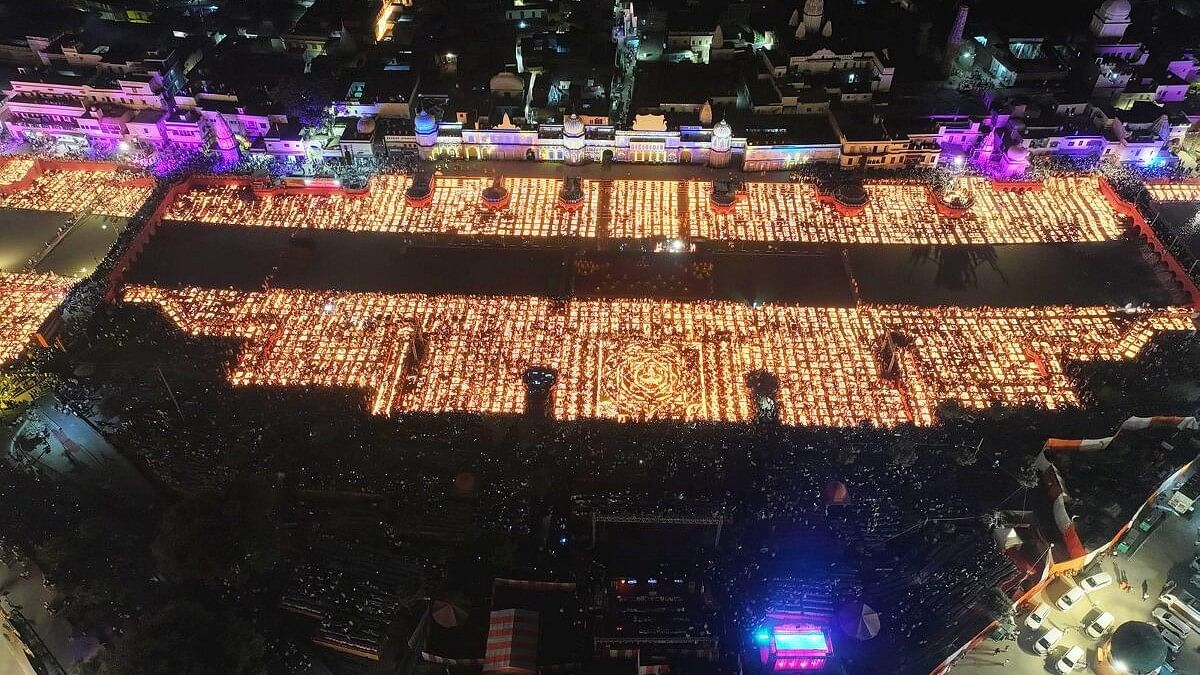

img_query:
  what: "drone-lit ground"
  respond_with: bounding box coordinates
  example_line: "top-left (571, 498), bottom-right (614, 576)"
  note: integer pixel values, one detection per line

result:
top-left (0, 272), bottom-right (75, 364)
top-left (122, 285), bottom-right (1194, 427)
top-left (164, 174), bottom-right (1126, 244)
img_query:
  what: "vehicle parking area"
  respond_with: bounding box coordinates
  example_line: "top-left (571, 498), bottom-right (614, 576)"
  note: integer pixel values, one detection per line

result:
top-left (954, 504), bottom-right (1200, 674)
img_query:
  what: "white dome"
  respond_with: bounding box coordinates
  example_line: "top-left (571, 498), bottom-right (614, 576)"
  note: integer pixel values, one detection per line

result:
top-left (713, 118), bottom-right (732, 138)
top-left (563, 113), bottom-right (584, 137)
top-left (1005, 144), bottom-right (1029, 162)
top-left (414, 109), bottom-right (438, 135)
top-left (356, 117), bottom-right (376, 134)
top-left (489, 71), bottom-right (524, 94)
top-left (1099, 0), bottom-right (1131, 20)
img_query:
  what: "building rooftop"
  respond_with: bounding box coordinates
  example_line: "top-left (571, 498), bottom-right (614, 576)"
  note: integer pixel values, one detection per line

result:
top-left (631, 61), bottom-right (741, 111)
top-left (732, 112), bottom-right (840, 146)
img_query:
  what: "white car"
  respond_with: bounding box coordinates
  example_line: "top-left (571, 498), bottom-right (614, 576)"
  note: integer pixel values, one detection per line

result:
top-left (1025, 602), bottom-right (1053, 630)
top-left (1079, 572), bottom-right (1114, 594)
top-left (1154, 607), bottom-right (1193, 637)
top-left (1034, 626), bottom-right (1064, 655)
top-left (1160, 624), bottom-right (1185, 653)
top-left (1083, 609), bottom-right (1115, 638)
top-left (1056, 585), bottom-right (1085, 610)
top-left (1054, 645), bottom-right (1086, 674)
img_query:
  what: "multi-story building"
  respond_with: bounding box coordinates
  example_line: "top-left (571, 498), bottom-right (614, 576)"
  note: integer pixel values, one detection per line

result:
top-left (832, 105), bottom-right (941, 171)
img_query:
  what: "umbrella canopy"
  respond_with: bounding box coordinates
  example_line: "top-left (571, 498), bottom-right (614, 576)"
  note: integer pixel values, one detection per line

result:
top-left (1109, 621), bottom-right (1168, 674)
top-left (837, 602), bottom-right (880, 640)
top-left (431, 596), bottom-right (469, 628)
top-left (823, 480), bottom-right (850, 506)
top-left (452, 472), bottom-right (478, 498)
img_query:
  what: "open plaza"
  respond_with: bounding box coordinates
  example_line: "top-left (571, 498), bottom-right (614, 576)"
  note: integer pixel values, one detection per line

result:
top-left (122, 285), bottom-right (1196, 427)
top-left (160, 174), bottom-right (1131, 245)
top-left (1, 154), bottom-right (1200, 675)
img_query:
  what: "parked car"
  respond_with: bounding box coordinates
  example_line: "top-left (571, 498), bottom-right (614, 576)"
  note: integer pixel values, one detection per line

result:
top-left (1190, 557), bottom-right (1200, 575)
top-left (1159, 592), bottom-right (1200, 630)
top-left (1025, 603), bottom-right (1053, 630)
top-left (1079, 572), bottom-right (1114, 593)
top-left (1054, 645), bottom-right (1086, 674)
top-left (1056, 585), bottom-right (1085, 610)
top-left (1160, 624), bottom-right (1185, 653)
top-left (1084, 609), bottom-right (1115, 638)
top-left (1035, 626), bottom-right (1064, 655)
top-left (1153, 607), bottom-right (1193, 637)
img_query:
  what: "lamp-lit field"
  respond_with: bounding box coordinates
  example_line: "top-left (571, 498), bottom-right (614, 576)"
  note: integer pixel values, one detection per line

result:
top-left (122, 285), bottom-right (1195, 427)
top-left (165, 176), bottom-right (600, 237)
top-left (608, 180), bottom-right (682, 239)
top-left (685, 176), bottom-right (1124, 244)
top-left (0, 168), bottom-right (151, 216)
top-left (162, 175), bottom-right (1130, 244)
top-left (0, 158), bottom-right (36, 186)
top-left (0, 272), bottom-right (74, 364)
top-left (1146, 183), bottom-right (1200, 203)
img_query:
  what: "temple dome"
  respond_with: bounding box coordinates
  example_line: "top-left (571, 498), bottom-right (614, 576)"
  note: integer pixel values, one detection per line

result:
top-left (1005, 144), bottom-right (1029, 163)
top-left (1098, 0), bottom-right (1132, 20)
top-left (804, 0), bottom-right (824, 15)
top-left (713, 118), bottom-right (732, 138)
top-left (489, 71), bottom-right (524, 95)
top-left (563, 113), bottom-right (584, 137)
top-left (414, 109), bottom-right (438, 135)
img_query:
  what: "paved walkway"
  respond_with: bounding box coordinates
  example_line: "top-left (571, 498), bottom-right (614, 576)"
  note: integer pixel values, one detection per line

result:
top-left (3, 396), bottom-right (157, 503)
top-left (1, 557), bottom-right (97, 674)
top-left (950, 503), bottom-right (1200, 675)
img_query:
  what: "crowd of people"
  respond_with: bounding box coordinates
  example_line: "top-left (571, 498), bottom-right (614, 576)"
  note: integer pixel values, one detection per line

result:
top-left (1, 139), bottom-right (1199, 674)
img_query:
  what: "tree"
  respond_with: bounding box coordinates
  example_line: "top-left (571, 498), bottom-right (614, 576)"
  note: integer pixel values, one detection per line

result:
top-left (268, 75), bottom-right (335, 129)
top-left (1014, 455), bottom-right (1041, 488)
top-left (982, 587), bottom-right (1015, 620)
top-left (888, 438), bottom-right (918, 468)
top-left (152, 479), bottom-right (282, 584)
top-left (100, 600), bottom-right (265, 675)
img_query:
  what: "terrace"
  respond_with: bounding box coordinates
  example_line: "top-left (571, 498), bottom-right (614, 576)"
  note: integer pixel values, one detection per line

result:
top-left (0, 272), bottom-right (74, 365)
top-left (161, 174), bottom-right (1130, 246)
top-left (1146, 182), bottom-right (1200, 203)
top-left (121, 286), bottom-right (1196, 428)
top-left (0, 167), bottom-right (151, 217)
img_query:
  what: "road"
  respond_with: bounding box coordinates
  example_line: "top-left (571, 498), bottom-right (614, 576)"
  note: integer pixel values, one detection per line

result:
top-left (4, 395), bottom-right (157, 503)
top-left (951, 504), bottom-right (1200, 675)
top-left (1, 395), bottom-right (159, 674)
top-left (1, 557), bottom-right (98, 674)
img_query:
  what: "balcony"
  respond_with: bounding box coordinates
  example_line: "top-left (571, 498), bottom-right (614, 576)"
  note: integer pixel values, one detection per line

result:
top-left (2, 93), bottom-right (86, 117)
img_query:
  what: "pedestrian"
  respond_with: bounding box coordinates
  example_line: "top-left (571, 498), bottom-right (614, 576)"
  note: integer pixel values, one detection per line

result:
top-left (1003, 658), bottom-right (1010, 666)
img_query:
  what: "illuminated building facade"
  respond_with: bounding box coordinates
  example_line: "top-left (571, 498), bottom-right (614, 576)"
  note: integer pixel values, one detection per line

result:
top-left (753, 619), bottom-right (834, 671)
top-left (405, 109), bottom-right (841, 170)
